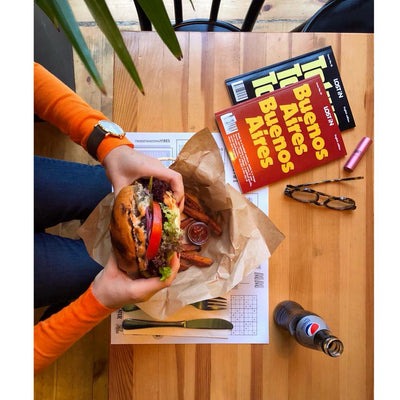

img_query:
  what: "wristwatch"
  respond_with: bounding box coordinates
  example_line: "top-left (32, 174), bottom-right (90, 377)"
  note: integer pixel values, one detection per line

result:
top-left (87, 120), bottom-right (126, 160)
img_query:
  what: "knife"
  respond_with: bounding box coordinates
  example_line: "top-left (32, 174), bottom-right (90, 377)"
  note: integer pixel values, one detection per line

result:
top-left (122, 318), bottom-right (233, 330)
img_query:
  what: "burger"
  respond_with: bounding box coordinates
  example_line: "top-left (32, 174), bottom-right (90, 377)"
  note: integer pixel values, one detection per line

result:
top-left (110, 178), bottom-right (182, 280)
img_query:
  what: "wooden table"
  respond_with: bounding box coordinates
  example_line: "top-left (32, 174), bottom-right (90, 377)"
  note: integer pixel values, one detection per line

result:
top-left (109, 32), bottom-right (373, 400)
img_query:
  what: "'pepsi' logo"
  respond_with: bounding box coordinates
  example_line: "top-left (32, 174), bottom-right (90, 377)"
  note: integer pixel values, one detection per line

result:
top-left (305, 322), bottom-right (320, 336)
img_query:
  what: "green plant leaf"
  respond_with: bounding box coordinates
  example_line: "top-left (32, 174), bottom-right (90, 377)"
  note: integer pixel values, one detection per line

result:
top-left (35, 0), bottom-right (106, 94)
top-left (84, 0), bottom-right (145, 94)
top-left (136, 0), bottom-right (183, 60)
top-left (36, 0), bottom-right (184, 94)
top-left (35, 0), bottom-right (59, 28)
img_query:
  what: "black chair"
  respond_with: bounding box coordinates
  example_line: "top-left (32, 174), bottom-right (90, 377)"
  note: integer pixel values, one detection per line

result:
top-left (134, 0), bottom-right (265, 32)
top-left (292, 0), bottom-right (374, 33)
top-left (34, 3), bottom-right (75, 90)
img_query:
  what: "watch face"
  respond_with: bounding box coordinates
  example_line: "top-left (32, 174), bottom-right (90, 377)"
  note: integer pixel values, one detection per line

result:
top-left (98, 120), bottom-right (125, 137)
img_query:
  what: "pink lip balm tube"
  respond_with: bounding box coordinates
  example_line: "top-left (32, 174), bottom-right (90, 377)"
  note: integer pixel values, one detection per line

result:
top-left (344, 136), bottom-right (372, 172)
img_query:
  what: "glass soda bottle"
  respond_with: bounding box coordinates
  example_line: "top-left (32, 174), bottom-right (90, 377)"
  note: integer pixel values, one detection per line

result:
top-left (273, 300), bottom-right (344, 357)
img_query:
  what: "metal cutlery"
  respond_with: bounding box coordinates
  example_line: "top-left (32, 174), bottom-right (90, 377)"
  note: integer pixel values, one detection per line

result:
top-left (122, 317), bottom-right (233, 330)
top-left (122, 296), bottom-right (228, 312)
top-left (190, 297), bottom-right (228, 310)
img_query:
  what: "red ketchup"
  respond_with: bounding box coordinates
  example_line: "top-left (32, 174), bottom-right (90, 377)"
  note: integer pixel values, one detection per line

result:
top-left (187, 221), bottom-right (209, 245)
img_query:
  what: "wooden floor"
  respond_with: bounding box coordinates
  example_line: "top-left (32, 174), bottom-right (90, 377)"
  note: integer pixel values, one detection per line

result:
top-left (68, 0), bottom-right (327, 32)
top-left (34, 1), bottom-right (327, 399)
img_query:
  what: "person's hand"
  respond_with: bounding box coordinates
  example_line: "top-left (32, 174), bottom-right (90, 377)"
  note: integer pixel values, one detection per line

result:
top-left (92, 252), bottom-right (180, 309)
top-left (102, 145), bottom-right (184, 211)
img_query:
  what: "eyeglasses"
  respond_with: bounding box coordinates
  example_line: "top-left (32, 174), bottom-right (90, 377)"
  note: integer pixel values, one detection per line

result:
top-left (284, 176), bottom-right (364, 210)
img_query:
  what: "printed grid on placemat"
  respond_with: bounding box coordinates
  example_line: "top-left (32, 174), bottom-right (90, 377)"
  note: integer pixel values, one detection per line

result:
top-left (230, 295), bottom-right (257, 335)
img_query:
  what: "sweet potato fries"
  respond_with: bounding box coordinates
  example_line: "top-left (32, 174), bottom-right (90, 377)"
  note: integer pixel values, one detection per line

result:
top-left (178, 191), bottom-right (223, 271)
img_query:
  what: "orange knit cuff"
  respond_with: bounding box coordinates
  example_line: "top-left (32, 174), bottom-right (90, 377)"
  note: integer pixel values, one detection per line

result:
top-left (96, 136), bottom-right (134, 163)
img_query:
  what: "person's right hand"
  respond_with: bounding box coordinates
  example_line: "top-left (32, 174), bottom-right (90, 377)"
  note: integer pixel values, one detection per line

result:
top-left (91, 252), bottom-right (180, 309)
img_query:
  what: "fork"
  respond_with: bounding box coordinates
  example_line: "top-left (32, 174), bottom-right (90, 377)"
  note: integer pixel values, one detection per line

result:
top-left (122, 297), bottom-right (228, 312)
top-left (190, 297), bottom-right (228, 310)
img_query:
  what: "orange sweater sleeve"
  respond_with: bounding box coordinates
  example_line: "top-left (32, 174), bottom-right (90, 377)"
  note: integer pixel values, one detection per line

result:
top-left (34, 284), bottom-right (115, 374)
top-left (34, 62), bottom-right (133, 162)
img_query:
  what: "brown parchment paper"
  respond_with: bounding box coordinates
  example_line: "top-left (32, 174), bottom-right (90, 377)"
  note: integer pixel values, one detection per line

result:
top-left (78, 128), bottom-right (285, 319)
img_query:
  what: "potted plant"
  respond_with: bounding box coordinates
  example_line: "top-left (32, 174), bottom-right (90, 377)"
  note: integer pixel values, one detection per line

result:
top-left (35, 0), bottom-right (183, 94)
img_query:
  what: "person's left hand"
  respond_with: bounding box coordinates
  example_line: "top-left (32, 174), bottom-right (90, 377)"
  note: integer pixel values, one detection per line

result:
top-left (102, 145), bottom-right (184, 211)
top-left (92, 251), bottom-right (180, 309)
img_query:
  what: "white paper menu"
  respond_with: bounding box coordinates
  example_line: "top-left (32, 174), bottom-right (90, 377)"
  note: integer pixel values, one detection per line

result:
top-left (110, 132), bottom-right (270, 344)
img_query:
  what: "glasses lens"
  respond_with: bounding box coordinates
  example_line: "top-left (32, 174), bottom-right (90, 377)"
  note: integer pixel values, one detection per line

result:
top-left (291, 189), bottom-right (318, 203)
top-left (325, 198), bottom-right (356, 210)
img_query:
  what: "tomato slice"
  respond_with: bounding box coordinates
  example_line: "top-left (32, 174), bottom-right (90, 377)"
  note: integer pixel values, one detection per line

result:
top-left (146, 201), bottom-right (162, 260)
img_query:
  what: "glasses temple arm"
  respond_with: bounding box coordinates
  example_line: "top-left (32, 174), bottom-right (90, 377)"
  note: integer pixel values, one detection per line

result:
top-left (294, 176), bottom-right (364, 188)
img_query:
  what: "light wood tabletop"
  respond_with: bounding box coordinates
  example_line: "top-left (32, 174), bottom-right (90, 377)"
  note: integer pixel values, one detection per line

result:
top-left (109, 31), bottom-right (373, 400)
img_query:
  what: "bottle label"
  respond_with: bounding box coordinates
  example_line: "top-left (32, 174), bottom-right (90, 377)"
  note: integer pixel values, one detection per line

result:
top-left (296, 315), bottom-right (329, 347)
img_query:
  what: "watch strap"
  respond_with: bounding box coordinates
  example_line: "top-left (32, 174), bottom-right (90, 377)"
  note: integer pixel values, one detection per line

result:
top-left (87, 125), bottom-right (106, 160)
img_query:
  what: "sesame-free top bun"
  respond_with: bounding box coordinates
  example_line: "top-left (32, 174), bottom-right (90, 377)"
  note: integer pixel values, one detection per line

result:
top-left (109, 183), bottom-right (148, 278)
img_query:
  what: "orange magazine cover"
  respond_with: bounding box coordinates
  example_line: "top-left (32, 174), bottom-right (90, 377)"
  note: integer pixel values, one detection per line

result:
top-left (215, 75), bottom-right (347, 193)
